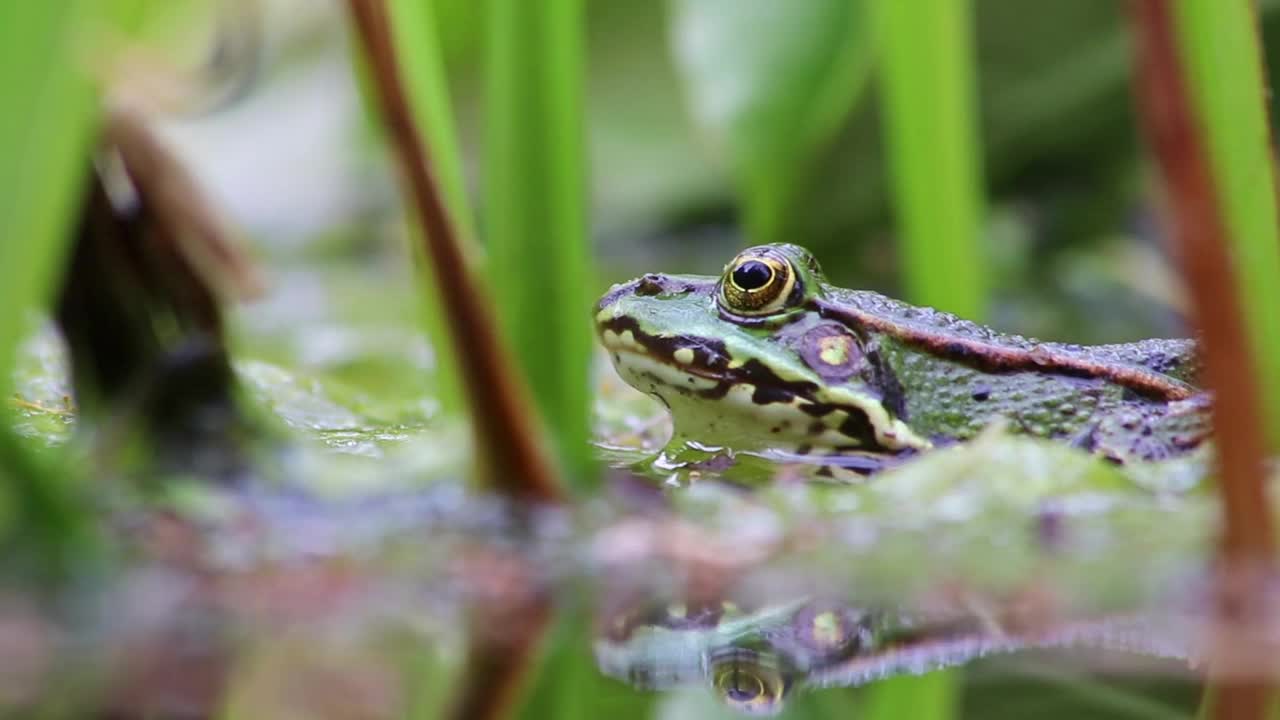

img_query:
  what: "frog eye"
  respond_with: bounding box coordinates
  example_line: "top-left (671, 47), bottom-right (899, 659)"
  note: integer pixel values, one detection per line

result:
top-left (709, 649), bottom-right (788, 715)
top-left (719, 253), bottom-right (796, 316)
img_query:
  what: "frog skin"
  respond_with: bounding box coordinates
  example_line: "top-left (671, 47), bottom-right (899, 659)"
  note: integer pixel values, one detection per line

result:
top-left (594, 243), bottom-right (1210, 468)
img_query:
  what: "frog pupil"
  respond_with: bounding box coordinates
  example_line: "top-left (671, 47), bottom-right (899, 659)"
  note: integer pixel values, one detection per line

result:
top-left (723, 669), bottom-right (762, 701)
top-left (733, 261), bottom-right (773, 291)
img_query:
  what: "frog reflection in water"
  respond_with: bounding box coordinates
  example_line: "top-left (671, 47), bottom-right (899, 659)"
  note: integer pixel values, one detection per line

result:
top-left (594, 596), bottom-right (1192, 715)
top-left (596, 599), bottom-right (880, 715)
top-left (595, 244), bottom-right (1209, 471)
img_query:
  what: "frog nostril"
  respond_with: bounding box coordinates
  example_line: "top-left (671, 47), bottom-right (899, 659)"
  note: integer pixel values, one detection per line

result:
top-left (635, 274), bottom-right (665, 296)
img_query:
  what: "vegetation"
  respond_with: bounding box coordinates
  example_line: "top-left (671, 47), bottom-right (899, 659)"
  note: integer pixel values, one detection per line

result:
top-left (0, 0), bottom-right (1278, 718)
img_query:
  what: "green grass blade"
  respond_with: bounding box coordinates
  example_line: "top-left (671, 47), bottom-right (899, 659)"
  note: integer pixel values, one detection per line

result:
top-left (0, 1), bottom-right (101, 398)
top-left (877, 0), bottom-right (988, 320)
top-left (861, 670), bottom-right (959, 720)
top-left (387, 0), bottom-right (478, 415)
top-left (1173, 0), bottom-right (1280, 448)
top-left (389, 0), bottom-right (476, 246)
top-left (484, 0), bottom-right (594, 486)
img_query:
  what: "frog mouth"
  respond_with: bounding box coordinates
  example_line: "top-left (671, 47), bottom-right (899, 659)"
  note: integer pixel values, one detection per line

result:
top-left (597, 316), bottom-right (739, 386)
top-left (597, 316), bottom-right (825, 401)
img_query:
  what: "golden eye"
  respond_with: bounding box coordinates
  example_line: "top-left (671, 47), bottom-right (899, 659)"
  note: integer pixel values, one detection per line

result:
top-left (719, 254), bottom-right (795, 316)
top-left (709, 650), bottom-right (788, 715)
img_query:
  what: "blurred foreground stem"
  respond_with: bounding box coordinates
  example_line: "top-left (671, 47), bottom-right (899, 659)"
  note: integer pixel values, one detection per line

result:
top-left (1172, 0), bottom-right (1280, 449)
top-left (346, 0), bottom-right (562, 502)
top-left (1131, 2), bottom-right (1275, 718)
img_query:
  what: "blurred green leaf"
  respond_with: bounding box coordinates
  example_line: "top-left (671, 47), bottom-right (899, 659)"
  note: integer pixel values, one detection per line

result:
top-left (484, 0), bottom-right (595, 487)
top-left (878, 0), bottom-right (987, 320)
top-left (429, 0), bottom-right (484, 61)
top-left (0, 424), bottom-right (100, 583)
top-left (0, 0), bottom-right (149, 584)
top-left (669, 0), bottom-right (876, 244)
top-left (861, 669), bottom-right (959, 720)
top-left (968, 663), bottom-right (1195, 720)
top-left (0, 2), bottom-right (101, 399)
top-left (516, 608), bottom-right (655, 720)
top-left (1174, 0), bottom-right (1280, 449)
top-left (390, 0), bottom-right (476, 247)
top-left (388, 0), bottom-right (476, 415)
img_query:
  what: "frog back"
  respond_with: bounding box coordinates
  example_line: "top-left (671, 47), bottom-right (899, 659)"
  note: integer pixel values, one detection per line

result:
top-left (815, 286), bottom-right (1201, 444)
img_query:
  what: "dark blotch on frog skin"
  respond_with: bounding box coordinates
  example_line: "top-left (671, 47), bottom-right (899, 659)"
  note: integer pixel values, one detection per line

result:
top-left (838, 411), bottom-right (876, 446)
top-left (793, 401), bottom-right (880, 449)
top-left (866, 345), bottom-right (908, 420)
top-left (752, 385), bottom-right (794, 405)
top-left (599, 316), bottom-right (733, 382)
top-left (738, 358), bottom-right (819, 397)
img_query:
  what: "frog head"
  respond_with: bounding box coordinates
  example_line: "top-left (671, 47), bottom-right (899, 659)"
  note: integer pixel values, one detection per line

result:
top-left (595, 244), bottom-right (929, 456)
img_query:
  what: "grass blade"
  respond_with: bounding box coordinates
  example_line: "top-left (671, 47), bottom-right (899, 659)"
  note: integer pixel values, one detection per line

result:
top-left (1172, 0), bottom-right (1280, 448)
top-left (0, 1), bottom-right (101, 399)
top-left (386, 0), bottom-right (478, 415)
top-left (484, 0), bottom-right (594, 486)
top-left (877, 0), bottom-right (987, 319)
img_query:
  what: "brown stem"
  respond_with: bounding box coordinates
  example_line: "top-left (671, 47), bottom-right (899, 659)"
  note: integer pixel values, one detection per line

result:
top-left (447, 600), bottom-right (553, 720)
top-left (1129, 1), bottom-right (1274, 716)
top-left (344, 0), bottom-right (562, 503)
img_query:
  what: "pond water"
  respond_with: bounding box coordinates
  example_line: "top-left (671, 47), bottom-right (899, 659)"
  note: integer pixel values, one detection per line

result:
top-left (4, 234), bottom-right (1261, 718)
top-left (3, 328), bottom-right (1246, 718)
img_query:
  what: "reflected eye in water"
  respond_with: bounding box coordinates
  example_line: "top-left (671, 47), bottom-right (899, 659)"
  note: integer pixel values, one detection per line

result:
top-left (708, 648), bottom-right (789, 716)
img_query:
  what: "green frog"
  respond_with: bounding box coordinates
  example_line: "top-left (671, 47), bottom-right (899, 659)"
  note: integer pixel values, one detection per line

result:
top-left (595, 243), bottom-right (1209, 470)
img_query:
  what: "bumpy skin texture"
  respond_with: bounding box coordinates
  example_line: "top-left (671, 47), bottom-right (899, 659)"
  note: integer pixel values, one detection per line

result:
top-left (595, 244), bottom-right (1210, 463)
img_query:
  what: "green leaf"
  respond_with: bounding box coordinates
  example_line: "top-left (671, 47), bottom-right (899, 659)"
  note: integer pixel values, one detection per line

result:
top-left (669, 0), bottom-right (876, 244)
top-left (877, 0), bottom-right (988, 320)
top-left (484, 0), bottom-right (595, 487)
top-left (0, 1), bottom-right (101, 399)
top-left (387, 0), bottom-right (478, 416)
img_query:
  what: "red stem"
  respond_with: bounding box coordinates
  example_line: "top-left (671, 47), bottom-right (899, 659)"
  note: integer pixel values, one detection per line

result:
top-left (1129, 1), bottom-right (1274, 716)
top-left (344, 0), bottom-right (562, 503)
